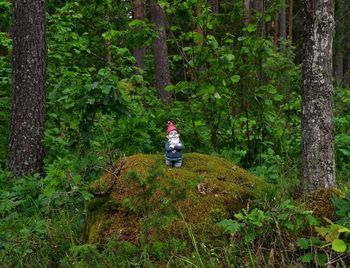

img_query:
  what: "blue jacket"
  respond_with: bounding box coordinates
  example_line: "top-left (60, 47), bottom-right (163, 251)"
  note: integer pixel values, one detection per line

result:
top-left (165, 141), bottom-right (183, 161)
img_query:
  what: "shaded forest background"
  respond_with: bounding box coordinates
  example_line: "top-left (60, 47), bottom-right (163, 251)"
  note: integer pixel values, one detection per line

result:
top-left (0, 0), bottom-right (350, 267)
top-left (1, 0), bottom-right (349, 179)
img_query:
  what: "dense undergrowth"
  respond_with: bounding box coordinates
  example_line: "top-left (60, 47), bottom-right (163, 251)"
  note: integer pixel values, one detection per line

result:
top-left (1, 0), bottom-right (350, 267)
top-left (1, 158), bottom-right (350, 267)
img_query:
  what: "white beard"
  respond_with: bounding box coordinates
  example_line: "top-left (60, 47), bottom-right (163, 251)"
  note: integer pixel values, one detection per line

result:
top-left (169, 137), bottom-right (180, 145)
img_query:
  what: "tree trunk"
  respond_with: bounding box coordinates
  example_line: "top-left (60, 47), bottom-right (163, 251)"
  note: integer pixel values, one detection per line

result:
top-left (9, 0), bottom-right (47, 176)
top-left (288, 0), bottom-right (293, 42)
top-left (273, 14), bottom-right (279, 49)
top-left (335, 52), bottom-right (343, 85)
top-left (209, 0), bottom-right (218, 13)
top-left (347, 1), bottom-right (350, 86)
top-left (243, 0), bottom-right (250, 27)
top-left (104, 7), bottom-right (111, 65)
top-left (301, 0), bottom-right (336, 192)
top-left (253, 0), bottom-right (265, 37)
top-left (196, 5), bottom-right (204, 37)
top-left (334, 0), bottom-right (345, 85)
top-left (133, 0), bottom-right (146, 69)
top-left (279, 0), bottom-right (286, 53)
top-left (151, 0), bottom-right (172, 103)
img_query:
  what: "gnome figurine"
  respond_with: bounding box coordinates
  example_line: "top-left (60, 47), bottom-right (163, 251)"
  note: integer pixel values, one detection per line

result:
top-left (165, 121), bottom-right (183, 167)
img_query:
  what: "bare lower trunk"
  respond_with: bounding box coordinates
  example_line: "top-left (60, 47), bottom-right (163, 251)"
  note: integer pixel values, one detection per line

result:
top-left (301, 0), bottom-right (336, 192)
top-left (9, 0), bottom-right (47, 176)
top-left (243, 0), bottom-right (250, 27)
top-left (209, 0), bottom-right (218, 13)
top-left (348, 2), bottom-right (350, 86)
top-left (104, 7), bottom-right (111, 64)
top-left (151, 0), bottom-right (172, 103)
top-left (335, 52), bottom-right (343, 84)
top-left (273, 14), bottom-right (279, 49)
top-left (279, 0), bottom-right (286, 53)
top-left (133, 0), bottom-right (146, 69)
top-left (253, 0), bottom-right (265, 37)
top-left (288, 0), bottom-right (293, 42)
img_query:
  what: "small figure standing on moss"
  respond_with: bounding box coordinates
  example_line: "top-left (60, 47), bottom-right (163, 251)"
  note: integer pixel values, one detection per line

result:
top-left (165, 121), bottom-right (183, 167)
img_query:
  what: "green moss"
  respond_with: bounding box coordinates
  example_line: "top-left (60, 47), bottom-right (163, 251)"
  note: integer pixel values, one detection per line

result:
top-left (83, 153), bottom-right (264, 245)
top-left (306, 188), bottom-right (343, 224)
top-left (86, 196), bottom-right (110, 212)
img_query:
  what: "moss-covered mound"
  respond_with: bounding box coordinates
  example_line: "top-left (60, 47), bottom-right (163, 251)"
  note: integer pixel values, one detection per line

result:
top-left (83, 153), bottom-right (264, 245)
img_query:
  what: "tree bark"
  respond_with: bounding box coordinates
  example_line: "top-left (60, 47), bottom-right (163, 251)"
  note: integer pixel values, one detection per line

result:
top-left (273, 14), bottom-right (279, 49)
top-left (151, 0), bottom-right (172, 103)
top-left (104, 7), bottom-right (111, 65)
top-left (334, 0), bottom-right (345, 85)
top-left (335, 52), bottom-right (343, 84)
top-left (347, 1), bottom-right (350, 86)
top-left (253, 0), bottom-right (265, 37)
top-left (9, 0), bottom-right (47, 176)
top-left (301, 0), bottom-right (336, 192)
top-left (279, 0), bottom-right (286, 53)
top-left (133, 0), bottom-right (146, 69)
top-left (288, 0), bottom-right (293, 42)
top-left (209, 0), bottom-right (218, 13)
top-left (243, 0), bottom-right (250, 27)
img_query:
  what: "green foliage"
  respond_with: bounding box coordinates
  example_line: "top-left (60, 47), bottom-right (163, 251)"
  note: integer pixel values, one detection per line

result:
top-left (217, 200), bottom-right (320, 266)
top-left (334, 87), bottom-right (350, 180)
top-left (0, 32), bottom-right (11, 169)
top-left (1, 0), bottom-right (349, 266)
top-left (126, 165), bottom-right (189, 243)
top-left (294, 190), bottom-right (350, 266)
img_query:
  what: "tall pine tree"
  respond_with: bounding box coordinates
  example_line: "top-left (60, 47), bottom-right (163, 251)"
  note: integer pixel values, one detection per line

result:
top-left (9, 0), bottom-right (47, 176)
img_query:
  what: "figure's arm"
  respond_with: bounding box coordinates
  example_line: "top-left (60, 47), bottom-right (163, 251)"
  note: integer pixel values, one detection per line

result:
top-left (174, 143), bottom-right (183, 150)
top-left (165, 142), bottom-right (173, 152)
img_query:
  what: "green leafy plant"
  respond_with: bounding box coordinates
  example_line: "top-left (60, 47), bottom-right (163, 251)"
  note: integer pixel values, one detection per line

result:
top-left (217, 200), bottom-right (320, 266)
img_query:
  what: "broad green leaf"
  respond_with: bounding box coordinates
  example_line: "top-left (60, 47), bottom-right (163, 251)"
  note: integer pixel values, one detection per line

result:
top-left (214, 93), bottom-right (221, 99)
top-left (230, 75), bottom-right (240, 83)
top-left (102, 85), bottom-right (111, 95)
top-left (247, 24), bottom-right (257, 33)
top-left (331, 239), bottom-right (346, 252)
top-left (273, 94), bottom-right (284, 101)
top-left (264, 15), bottom-right (272, 22)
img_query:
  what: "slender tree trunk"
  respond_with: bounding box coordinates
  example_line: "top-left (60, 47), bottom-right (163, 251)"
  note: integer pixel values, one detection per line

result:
top-left (104, 7), bottom-right (111, 64)
top-left (279, 0), bottom-right (286, 53)
top-left (288, 0), bottom-right (293, 42)
top-left (301, 0), bottom-right (336, 192)
top-left (253, 0), bottom-right (265, 37)
top-left (151, 0), bottom-right (172, 103)
top-left (334, 0), bottom-right (345, 85)
top-left (273, 14), bottom-right (279, 49)
top-left (243, 0), bottom-right (250, 27)
top-left (335, 52), bottom-right (343, 84)
top-left (9, 0), bottom-right (47, 176)
top-left (209, 0), bottom-right (218, 13)
top-left (133, 0), bottom-right (146, 69)
top-left (196, 5), bottom-right (204, 37)
top-left (347, 1), bottom-right (350, 86)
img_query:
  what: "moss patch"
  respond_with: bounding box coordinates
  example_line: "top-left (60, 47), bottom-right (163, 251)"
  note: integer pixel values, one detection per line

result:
top-left (84, 153), bottom-right (265, 245)
top-left (306, 188), bottom-right (343, 224)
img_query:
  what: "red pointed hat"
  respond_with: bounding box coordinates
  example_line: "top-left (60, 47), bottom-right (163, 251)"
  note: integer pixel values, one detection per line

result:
top-left (167, 121), bottom-right (178, 134)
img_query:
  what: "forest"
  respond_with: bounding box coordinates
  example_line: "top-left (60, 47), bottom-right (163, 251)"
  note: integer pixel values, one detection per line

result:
top-left (0, 0), bottom-right (350, 267)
